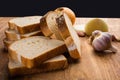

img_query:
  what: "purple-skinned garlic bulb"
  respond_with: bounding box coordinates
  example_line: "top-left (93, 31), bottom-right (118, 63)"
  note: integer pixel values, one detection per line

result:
top-left (90, 30), bottom-right (117, 53)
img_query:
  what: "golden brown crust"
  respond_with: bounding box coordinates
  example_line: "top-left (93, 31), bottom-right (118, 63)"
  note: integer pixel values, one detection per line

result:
top-left (20, 30), bottom-right (44, 38)
top-left (21, 44), bottom-right (67, 68)
top-left (65, 37), bottom-right (80, 59)
top-left (8, 21), bottom-right (18, 30)
top-left (9, 55), bottom-right (68, 77)
top-left (3, 38), bottom-right (15, 51)
top-left (17, 24), bottom-right (40, 34)
top-left (5, 29), bottom-right (20, 41)
top-left (8, 16), bottom-right (41, 34)
top-left (40, 11), bottom-right (53, 37)
top-left (40, 11), bottom-right (64, 40)
top-left (8, 47), bottom-right (21, 62)
top-left (56, 13), bottom-right (81, 59)
top-left (3, 38), bottom-right (14, 48)
top-left (46, 11), bottom-right (63, 40)
top-left (50, 34), bottom-right (56, 39)
top-left (55, 7), bottom-right (76, 25)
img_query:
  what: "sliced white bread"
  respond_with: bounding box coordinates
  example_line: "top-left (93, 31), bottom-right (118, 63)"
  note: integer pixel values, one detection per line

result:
top-left (40, 11), bottom-right (54, 37)
top-left (3, 38), bottom-right (14, 50)
top-left (56, 13), bottom-right (81, 59)
top-left (5, 28), bottom-right (20, 41)
top-left (9, 55), bottom-right (68, 77)
top-left (8, 16), bottom-right (41, 34)
top-left (9, 36), bottom-right (67, 68)
top-left (40, 11), bottom-right (63, 40)
top-left (20, 30), bottom-right (43, 38)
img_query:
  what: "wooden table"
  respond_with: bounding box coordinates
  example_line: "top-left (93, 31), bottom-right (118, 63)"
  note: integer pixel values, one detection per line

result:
top-left (0, 17), bottom-right (120, 80)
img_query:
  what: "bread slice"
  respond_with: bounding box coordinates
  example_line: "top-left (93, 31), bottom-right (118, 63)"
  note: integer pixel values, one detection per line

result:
top-left (3, 38), bottom-right (14, 50)
top-left (20, 30), bottom-right (43, 38)
top-left (8, 16), bottom-right (41, 34)
top-left (40, 11), bottom-right (54, 37)
top-left (8, 55), bottom-right (68, 77)
top-left (56, 13), bottom-right (81, 59)
top-left (9, 36), bottom-right (67, 68)
top-left (5, 28), bottom-right (20, 41)
top-left (40, 11), bottom-right (63, 40)
top-left (50, 34), bottom-right (56, 39)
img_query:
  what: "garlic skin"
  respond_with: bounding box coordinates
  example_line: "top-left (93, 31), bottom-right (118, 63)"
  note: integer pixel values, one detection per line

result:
top-left (91, 30), bottom-right (117, 52)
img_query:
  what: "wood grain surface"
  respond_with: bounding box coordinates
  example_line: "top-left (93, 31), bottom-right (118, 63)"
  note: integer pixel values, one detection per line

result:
top-left (0, 17), bottom-right (120, 80)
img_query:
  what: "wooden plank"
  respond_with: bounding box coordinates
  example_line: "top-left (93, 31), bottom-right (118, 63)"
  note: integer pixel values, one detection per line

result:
top-left (0, 17), bottom-right (13, 80)
top-left (0, 17), bottom-right (120, 80)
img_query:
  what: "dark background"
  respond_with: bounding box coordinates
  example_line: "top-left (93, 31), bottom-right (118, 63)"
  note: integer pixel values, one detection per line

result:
top-left (0, 0), bottom-right (120, 17)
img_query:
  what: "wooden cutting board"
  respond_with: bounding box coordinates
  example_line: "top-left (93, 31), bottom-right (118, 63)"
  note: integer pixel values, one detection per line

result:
top-left (0, 17), bottom-right (120, 80)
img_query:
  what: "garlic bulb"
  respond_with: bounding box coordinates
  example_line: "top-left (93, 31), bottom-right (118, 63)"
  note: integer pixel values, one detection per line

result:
top-left (90, 30), bottom-right (117, 53)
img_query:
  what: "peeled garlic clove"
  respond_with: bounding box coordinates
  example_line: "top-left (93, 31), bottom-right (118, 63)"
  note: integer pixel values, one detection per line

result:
top-left (76, 30), bottom-right (86, 37)
top-left (74, 24), bottom-right (86, 37)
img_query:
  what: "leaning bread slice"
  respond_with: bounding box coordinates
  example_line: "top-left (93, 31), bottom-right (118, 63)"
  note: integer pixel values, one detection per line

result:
top-left (40, 11), bottom-right (63, 40)
top-left (40, 11), bottom-right (54, 37)
top-left (8, 16), bottom-right (41, 34)
top-left (20, 30), bottom-right (43, 38)
top-left (45, 11), bottom-right (63, 40)
top-left (9, 55), bottom-right (68, 77)
top-left (56, 13), bottom-right (81, 59)
top-left (5, 28), bottom-right (20, 41)
top-left (9, 36), bottom-right (67, 68)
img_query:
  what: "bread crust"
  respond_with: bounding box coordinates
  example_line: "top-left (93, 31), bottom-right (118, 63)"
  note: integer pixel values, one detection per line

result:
top-left (40, 11), bottom-right (53, 37)
top-left (40, 11), bottom-right (63, 40)
top-left (46, 11), bottom-right (63, 40)
top-left (3, 38), bottom-right (14, 51)
top-left (17, 24), bottom-right (40, 34)
top-left (8, 16), bottom-right (41, 34)
top-left (55, 7), bottom-right (76, 25)
top-left (56, 13), bottom-right (81, 59)
top-left (9, 36), bottom-right (68, 68)
top-left (20, 30), bottom-right (43, 38)
top-left (8, 55), bottom-right (68, 77)
top-left (21, 43), bottom-right (67, 68)
top-left (5, 28), bottom-right (20, 41)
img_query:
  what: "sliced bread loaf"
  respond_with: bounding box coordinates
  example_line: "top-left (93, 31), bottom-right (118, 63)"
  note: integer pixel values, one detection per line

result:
top-left (5, 28), bottom-right (20, 41)
top-left (56, 13), bottom-right (81, 59)
top-left (9, 36), bottom-right (67, 68)
top-left (40, 11), bottom-right (63, 40)
top-left (20, 30), bottom-right (43, 38)
top-left (8, 16), bottom-right (41, 34)
top-left (8, 55), bottom-right (68, 77)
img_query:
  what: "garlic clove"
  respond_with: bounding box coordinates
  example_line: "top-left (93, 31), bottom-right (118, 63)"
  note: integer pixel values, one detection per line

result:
top-left (74, 24), bottom-right (86, 37)
top-left (112, 35), bottom-right (120, 42)
top-left (108, 45), bottom-right (117, 53)
top-left (76, 30), bottom-right (86, 37)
